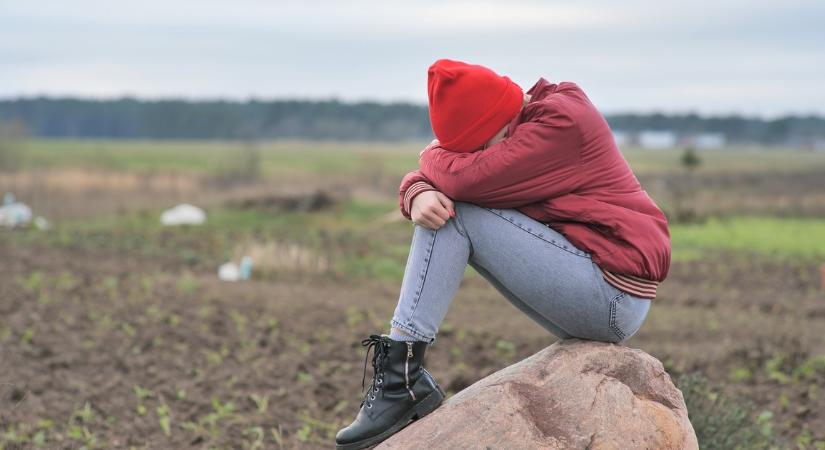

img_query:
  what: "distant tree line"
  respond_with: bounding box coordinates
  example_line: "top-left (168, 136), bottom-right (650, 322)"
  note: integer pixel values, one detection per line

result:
top-left (0, 98), bottom-right (431, 141)
top-left (607, 113), bottom-right (825, 147)
top-left (1, 97), bottom-right (824, 146)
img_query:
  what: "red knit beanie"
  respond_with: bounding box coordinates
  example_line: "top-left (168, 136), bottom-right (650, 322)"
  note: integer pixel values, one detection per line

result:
top-left (427, 59), bottom-right (523, 153)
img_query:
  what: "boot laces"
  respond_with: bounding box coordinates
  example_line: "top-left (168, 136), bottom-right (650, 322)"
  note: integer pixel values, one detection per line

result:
top-left (360, 334), bottom-right (389, 408)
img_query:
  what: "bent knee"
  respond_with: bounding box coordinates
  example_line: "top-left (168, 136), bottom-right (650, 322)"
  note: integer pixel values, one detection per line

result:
top-left (452, 201), bottom-right (486, 215)
top-left (452, 201), bottom-right (487, 223)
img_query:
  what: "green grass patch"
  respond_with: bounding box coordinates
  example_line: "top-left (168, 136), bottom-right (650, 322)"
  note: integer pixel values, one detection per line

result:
top-left (17, 139), bottom-right (825, 178)
top-left (621, 147), bottom-right (825, 175)
top-left (671, 216), bottom-right (825, 261)
top-left (8, 198), bottom-right (416, 280)
top-left (18, 139), bottom-right (422, 177)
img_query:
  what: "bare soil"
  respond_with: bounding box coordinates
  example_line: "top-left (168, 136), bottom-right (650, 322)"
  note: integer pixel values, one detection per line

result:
top-left (1, 237), bottom-right (823, 449)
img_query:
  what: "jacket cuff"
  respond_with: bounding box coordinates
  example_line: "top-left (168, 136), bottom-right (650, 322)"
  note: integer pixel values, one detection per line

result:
top-left (402, 181), bottom-right (436, 219)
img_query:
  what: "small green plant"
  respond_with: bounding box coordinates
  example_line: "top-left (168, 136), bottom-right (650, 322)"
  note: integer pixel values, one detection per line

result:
top-left (157, 403), bottom-right (172, 436)
top-left (270, 425), bottom-right (285, 448)
top-left (202, 345), bottom-right (230, 366)
top-left (495, 339), bottom-right (516, 361)
top-left (229, 310), bottom-right (248, 335)
top-left (728, 366), bottom-right (753, 382)
top-left (297, 371), bottom-right (313, 383)
top-left (67, 401), bottom-right (98, 448)
top-left (101, 276), bottom-right (119, 299)
top-left (294, 412), bottom-right (338, 444)
top-left (249, 393), bottom-right (269, 414)
top-left (793, 354), bottom-right (825, 381)
top-left (176, 275), bottom-right (198, 295)
top-left (456, 328), bottom-right (467, 341)
top-left (243, 426), bottom-right (265, 450)
top-left (20, 271), bottom-right (45, 294)
top-left (677, 372), bottom-right (780, 449)
top-left (133, 385), bottom-right (154, 416)
top-left (73, 402), bottom-right (94, 423)
top-left (332, 400), bottom-right (349, 413)
top-left (20, 328), bottom-right (34, 345)
top-left (66, 424), bottom-right (97, 448)
top-left (450, 345), bottom-right (463, 360)
top-left (764, 354), bottom-right (790, 384)
top-left (140, 275), bottom-right (156, 296)
top-left (55, 271), bottom-right (79, 291)
top-left (121, 322), bottom-right (136, 338)
top-left (32, 429), bottom-right (46, 446)
top-left (182, 398), bottom-right (237, 441)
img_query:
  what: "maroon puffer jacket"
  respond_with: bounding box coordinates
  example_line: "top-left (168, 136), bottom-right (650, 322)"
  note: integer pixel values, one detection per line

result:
top-left (399, 78), bottom-right (671, 288)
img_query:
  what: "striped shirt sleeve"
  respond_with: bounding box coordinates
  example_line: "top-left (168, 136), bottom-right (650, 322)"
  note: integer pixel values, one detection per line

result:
top-left (402, 181), bottom-right (437, 219)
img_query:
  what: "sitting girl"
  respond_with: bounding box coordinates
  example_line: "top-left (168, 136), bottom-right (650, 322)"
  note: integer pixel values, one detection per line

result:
top-left (336, 58), bottom-right (671, 450)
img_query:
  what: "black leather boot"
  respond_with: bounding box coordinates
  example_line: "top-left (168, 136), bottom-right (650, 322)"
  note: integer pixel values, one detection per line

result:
top-left (335, 334), bottom-right (445, 450)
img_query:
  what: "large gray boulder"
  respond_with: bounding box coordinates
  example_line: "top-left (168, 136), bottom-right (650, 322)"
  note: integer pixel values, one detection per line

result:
top-left (378, 339), bottom-right (698, 450)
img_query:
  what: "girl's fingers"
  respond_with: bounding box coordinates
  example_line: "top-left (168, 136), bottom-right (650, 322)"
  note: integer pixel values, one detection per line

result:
top-left (423, 211), bottom-right (446, 228)
top-left (435, 192), bottom-right (455, 216)
top-left (429, 205), bottom-right (450, 222)
top-left (416, 215), bottom-right (435, 230)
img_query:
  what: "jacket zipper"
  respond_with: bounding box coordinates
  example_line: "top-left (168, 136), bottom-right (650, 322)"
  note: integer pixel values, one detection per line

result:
top-left (405, 342), bottom-right (416, 401)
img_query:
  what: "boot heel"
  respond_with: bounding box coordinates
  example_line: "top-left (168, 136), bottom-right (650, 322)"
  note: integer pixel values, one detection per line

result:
top-left (421, 367), bottom-right (446, 398)
top-left (412, 389), bottom-right (444, 419)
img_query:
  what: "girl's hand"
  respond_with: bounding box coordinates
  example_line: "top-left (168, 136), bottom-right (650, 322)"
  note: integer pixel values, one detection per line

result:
top-left (411, 190), bottom-right (454, 230)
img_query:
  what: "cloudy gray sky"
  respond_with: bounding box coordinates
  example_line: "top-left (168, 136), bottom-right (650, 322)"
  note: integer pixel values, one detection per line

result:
top-left (2, 0), bottom-right (824, 116)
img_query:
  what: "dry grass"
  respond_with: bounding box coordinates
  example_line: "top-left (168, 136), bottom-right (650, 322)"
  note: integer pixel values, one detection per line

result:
top-left (0, 168), bottom-right (373, 222)
top-left (233, 239), bottom-right (332, 275)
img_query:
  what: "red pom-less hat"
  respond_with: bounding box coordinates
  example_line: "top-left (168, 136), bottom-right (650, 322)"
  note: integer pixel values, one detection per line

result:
top-left (427, 59), bottom-right (523, 153)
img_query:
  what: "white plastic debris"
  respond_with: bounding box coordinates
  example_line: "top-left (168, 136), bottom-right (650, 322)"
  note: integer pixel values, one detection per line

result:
top-left (0, 193), bottom-right (33, 227)
top-left (160, 204), bottom-right (206, 226)
top-left (238, 256), bottom-right (253, 280)
top-left (218, 262), bottom-right (240, 281)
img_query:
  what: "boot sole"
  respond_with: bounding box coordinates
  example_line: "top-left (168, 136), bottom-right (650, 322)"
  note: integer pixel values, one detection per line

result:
top-left (335, 388), bottom-right (444, 450)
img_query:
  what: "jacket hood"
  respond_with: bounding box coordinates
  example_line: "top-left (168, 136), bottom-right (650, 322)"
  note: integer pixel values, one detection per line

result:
top-left (506, 77), bottom-right (557, 137)
top-left (525, 77), bottom-right (558, 102)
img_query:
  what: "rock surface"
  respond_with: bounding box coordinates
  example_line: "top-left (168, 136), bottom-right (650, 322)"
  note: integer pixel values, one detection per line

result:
top-left (378, 339), bottom-right (698, 450)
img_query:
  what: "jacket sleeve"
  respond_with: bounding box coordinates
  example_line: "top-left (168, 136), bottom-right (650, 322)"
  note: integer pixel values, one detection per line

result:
top-left (418, 108), bottom-right (582, 209)
top-left (398, 169), bottom-right (437, 220)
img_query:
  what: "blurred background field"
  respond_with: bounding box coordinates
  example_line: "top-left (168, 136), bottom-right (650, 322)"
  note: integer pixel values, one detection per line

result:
top-left (3, 0), bottom-right (825, 448)
top-left (2, 138), bottom-right (825, 449)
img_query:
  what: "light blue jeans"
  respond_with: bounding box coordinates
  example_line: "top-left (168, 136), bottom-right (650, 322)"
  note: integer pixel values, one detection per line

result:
top-left (390, 201), bottom-right (651, 345)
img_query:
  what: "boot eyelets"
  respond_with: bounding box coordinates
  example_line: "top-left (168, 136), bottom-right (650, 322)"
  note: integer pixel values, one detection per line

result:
top-left (339, 334), bottom-right (444, 449)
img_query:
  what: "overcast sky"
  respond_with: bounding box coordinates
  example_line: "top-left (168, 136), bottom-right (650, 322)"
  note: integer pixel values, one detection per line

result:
top-left (2, 0), bottom-right (824, 116)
